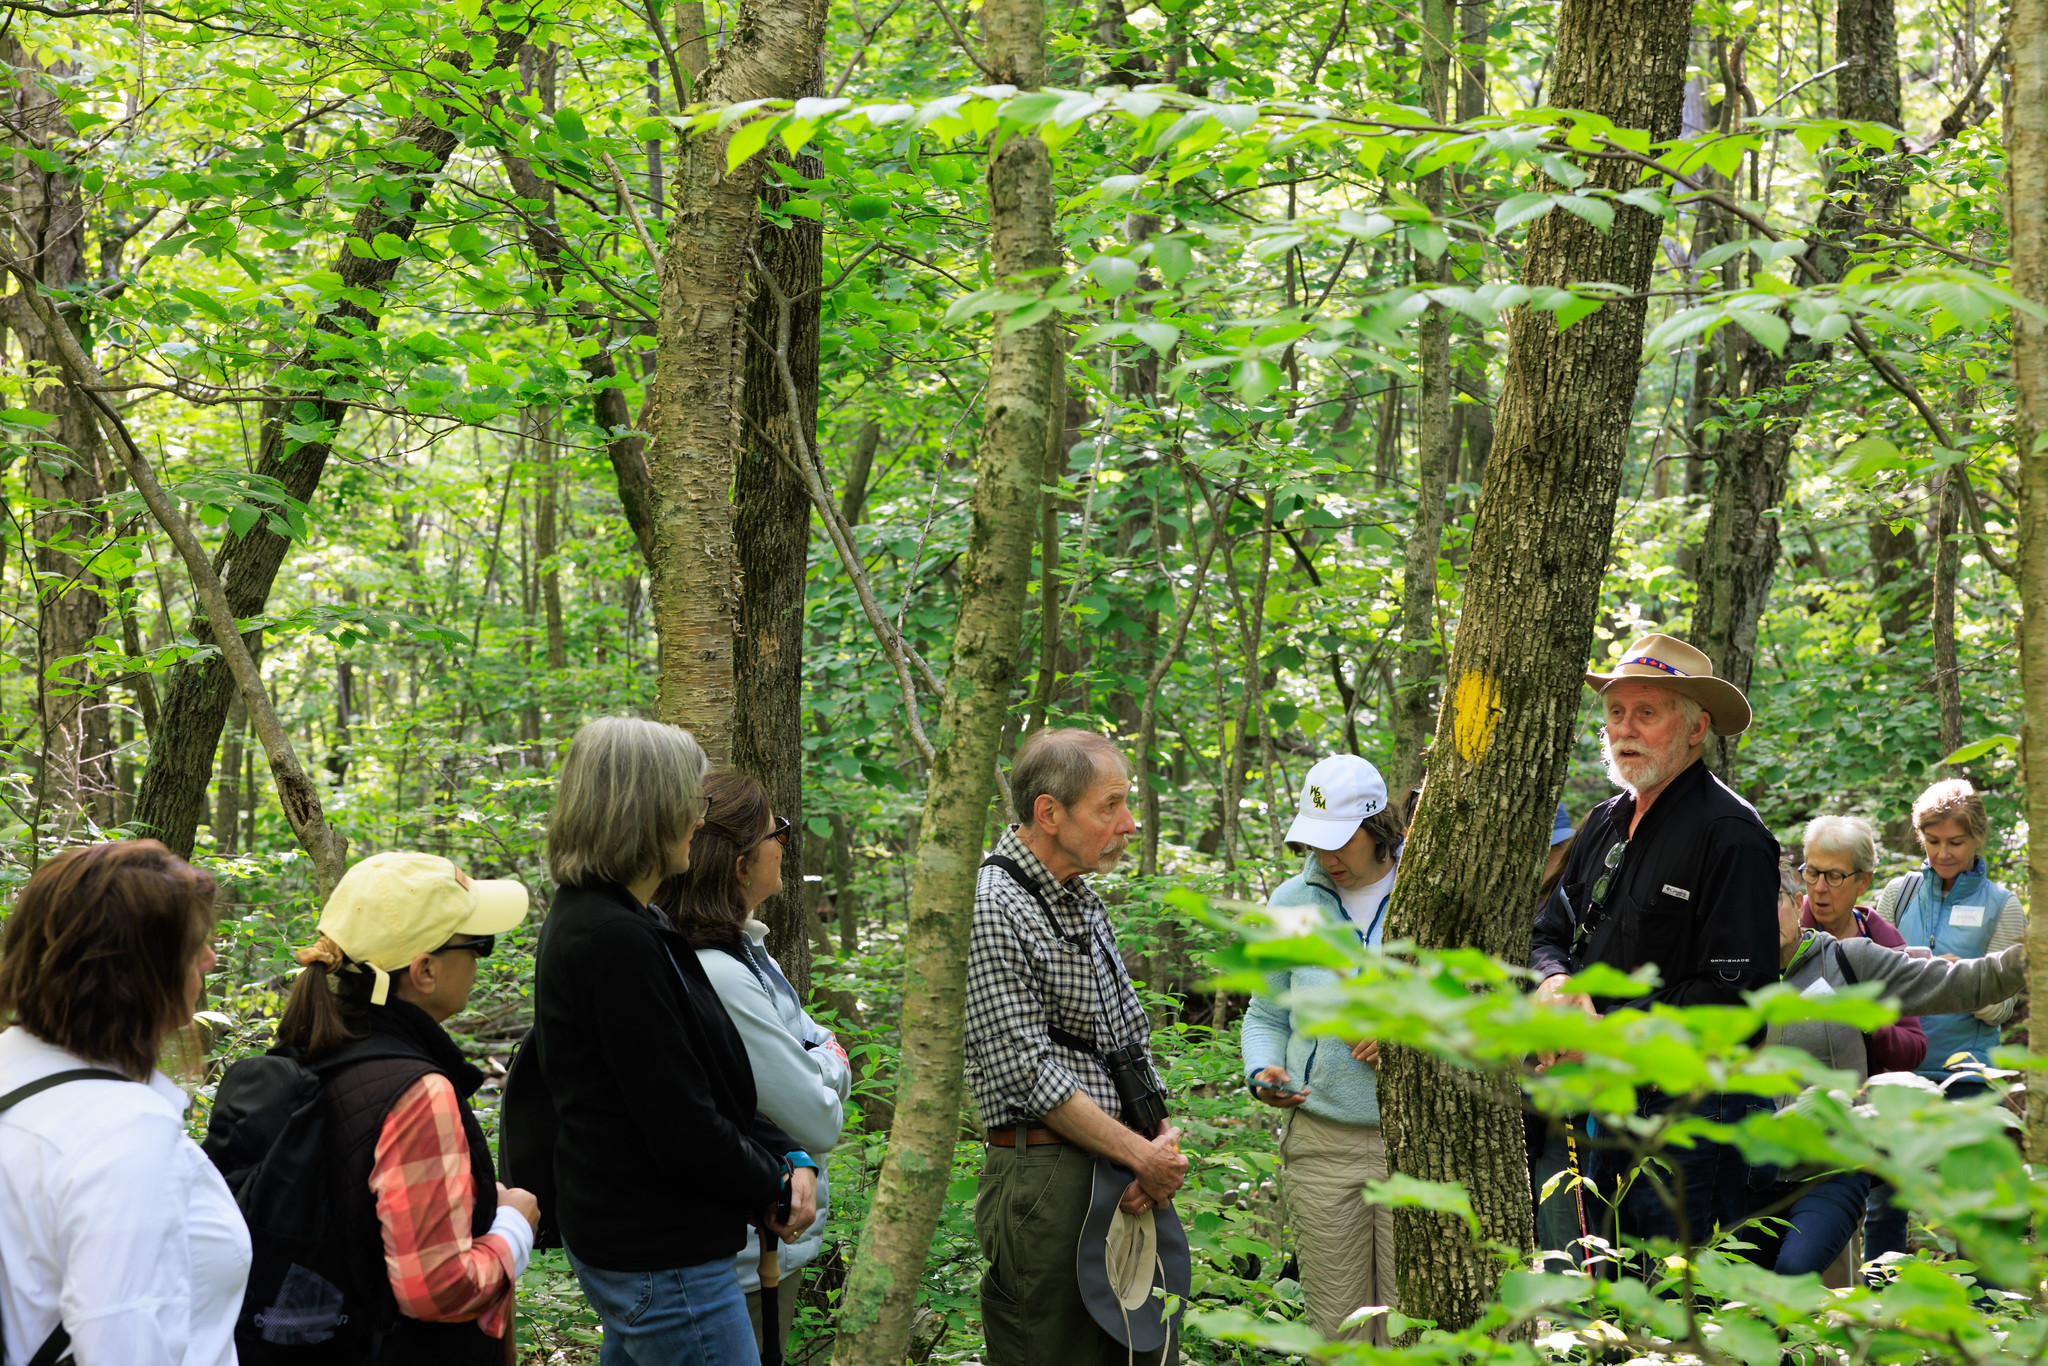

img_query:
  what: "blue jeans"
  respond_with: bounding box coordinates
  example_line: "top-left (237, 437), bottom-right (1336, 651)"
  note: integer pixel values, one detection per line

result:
top-left (1864, 1179), bottom-right (1908, 1260)
top-left (1752, 1172), bottom-right (1872, 1276)
top-left (1596, 1092), bottom-right (1774, 1250)
top-left (566, 1244), bottom-right (760, 1366)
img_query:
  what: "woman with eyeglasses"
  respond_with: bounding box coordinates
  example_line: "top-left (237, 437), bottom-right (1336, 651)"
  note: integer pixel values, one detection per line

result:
top-left (656, 773), bottom-right (850, 1359)
top-left (1795, 816), bottom-right (1926, 1075)
top-left (270, 852), bottom-right (537, 1364)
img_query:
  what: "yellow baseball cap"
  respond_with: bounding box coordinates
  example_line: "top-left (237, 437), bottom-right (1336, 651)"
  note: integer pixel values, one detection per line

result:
top-left (317, 852), bottom-right (530, 1004)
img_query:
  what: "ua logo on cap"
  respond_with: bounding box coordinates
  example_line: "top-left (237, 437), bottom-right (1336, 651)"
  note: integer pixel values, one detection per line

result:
top-left (1309, 784), bottom-right (1326, 809)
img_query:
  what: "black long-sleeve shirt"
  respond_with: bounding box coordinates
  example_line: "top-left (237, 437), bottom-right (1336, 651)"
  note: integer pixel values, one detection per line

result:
top-left (1531, 758), bottom-right (1780, 1012)
top-left (525, 882), bottom-right (796, 1271)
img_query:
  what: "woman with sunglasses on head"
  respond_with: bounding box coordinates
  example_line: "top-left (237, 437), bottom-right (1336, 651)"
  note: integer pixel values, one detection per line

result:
top-left (656, 773), bottom-right (851, 1360)
top-left (0, 841), bottom-right (247, 1366)
top-left (271, 852), bottom-right (537, 1365)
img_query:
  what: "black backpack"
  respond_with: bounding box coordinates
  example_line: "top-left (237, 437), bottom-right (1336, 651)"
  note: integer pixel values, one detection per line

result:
top-left (202, 1038), bottom-right (427, 1363)
top-left (0, 1068), bottom-right (132, 1366)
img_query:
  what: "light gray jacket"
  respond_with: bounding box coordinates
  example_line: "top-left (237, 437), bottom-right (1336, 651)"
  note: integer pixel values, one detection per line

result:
top-left (1767, 931), bottom-right (2028, 1084)
top-left (698, 920), bottom-right (852, 1292)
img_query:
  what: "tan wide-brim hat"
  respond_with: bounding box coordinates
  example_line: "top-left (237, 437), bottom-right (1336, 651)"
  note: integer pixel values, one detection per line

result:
top-left (1584, 632), bottom-right (1752, 736)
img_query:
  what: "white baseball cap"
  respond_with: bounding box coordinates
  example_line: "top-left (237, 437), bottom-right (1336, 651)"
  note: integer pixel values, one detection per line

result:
top-left (1284, 755), bottom-right (1388, 851)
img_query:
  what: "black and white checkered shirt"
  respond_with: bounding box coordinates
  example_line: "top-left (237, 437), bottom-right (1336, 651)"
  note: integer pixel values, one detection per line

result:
top-left (964, 825), bottom-right (1152, 1128)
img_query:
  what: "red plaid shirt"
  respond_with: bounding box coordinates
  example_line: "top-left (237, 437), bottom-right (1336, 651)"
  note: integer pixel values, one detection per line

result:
top-left (369, 1074), bottom-right (516, 1337)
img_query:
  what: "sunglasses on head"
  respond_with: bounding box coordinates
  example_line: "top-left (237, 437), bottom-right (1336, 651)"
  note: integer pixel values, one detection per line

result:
top-left (436, 935), bottom-right (495, 958)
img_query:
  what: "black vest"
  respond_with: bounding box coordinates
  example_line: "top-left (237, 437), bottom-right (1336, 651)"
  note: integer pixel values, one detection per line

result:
top-left (323, 1004), bottom-right (501, 1366)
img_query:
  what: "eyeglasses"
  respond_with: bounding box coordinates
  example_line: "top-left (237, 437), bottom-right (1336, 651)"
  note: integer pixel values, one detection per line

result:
top-left (749, 815), bottom-right (793, 851)
top-left (1591, 838), bottom-right (1629, 908)
top-left (1798, 865), bottom-right (1857, 888)
top-left (436, 935), bottom-right (495, 958)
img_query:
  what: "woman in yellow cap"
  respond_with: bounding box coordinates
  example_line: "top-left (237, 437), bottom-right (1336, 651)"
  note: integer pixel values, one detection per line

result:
top-left (269, 851), bottom-right (536, 1366)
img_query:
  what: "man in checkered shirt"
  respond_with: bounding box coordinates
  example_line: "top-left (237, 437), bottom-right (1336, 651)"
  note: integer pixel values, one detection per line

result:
top-left (965, 728), bottom-right (1188, 1366)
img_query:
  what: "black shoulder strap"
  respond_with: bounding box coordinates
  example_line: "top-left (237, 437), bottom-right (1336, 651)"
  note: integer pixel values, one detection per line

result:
top-left (981, 854), bottom-right (1087, 949)
top-left (1, 1068), bottom-right (134, 1366)
top-left (1893, 872), bottom-right (1924, 928)
top-left (1832, 939), bottom-right (1859, 987)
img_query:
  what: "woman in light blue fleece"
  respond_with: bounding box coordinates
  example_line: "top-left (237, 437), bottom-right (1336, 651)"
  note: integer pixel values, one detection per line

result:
top-left (658, 773), bottom-right (852, 1360)
top-left (1241, 754), bottom-right (1404, 1344)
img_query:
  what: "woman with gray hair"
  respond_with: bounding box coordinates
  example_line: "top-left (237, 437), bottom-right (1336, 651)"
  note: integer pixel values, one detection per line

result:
top-left (1795, 816), bottom-right (1925, 1075)
top-left (510, 717), bottom-right (818, 1365)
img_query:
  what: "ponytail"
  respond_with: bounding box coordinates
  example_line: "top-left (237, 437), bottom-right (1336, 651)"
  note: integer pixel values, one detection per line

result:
top-left (275, 959), bottom-right (369, 1058)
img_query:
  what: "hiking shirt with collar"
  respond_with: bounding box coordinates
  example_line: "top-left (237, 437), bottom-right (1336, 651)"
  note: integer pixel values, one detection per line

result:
top-left (1795, 901), bottom-right (1926, 1073)
top-left (1876, 856), bottom-right (2025, 1078)
top-left (1240, 852), bottom-right (1395, 1126)
top-left (1530, 756), bottom-right (1780, 1012)
top-left (964, 825), bottom-right (1152, 1129)
top-left (322, 997), bottom-right (533, 1363)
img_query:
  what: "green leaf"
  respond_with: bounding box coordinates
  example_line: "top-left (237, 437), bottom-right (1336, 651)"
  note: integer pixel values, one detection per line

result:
top-left (725, 116), bottom-right (779, 172)
top-left (1493, 192), bottom-right (1554, 233)
top-left (1360, 1173), bottom-right (1478, 1235)
top-left (1941, 734), bottom-right (2018, 766)
top-left (1409, 222), bottom-right (1448, 262)
top-left (1834, 435), bottom-right (1908, 478)
top-left (1087, 254), bottom-right (1140, 293)
top-left (1726, 307), bottom-right (1789, 355)
top-left (1555, 195), bottom-right (1614, 233)
top-left (1553, 295), bottom-right (1603, 331)
top-left (371, 232), bottom-right (409, 260)
top-left (1130, 322), bottom-right (1179, 354)
top-left (1151, 237), bottom-right (1192, 284)
top-left (845, 194), bottom-right (890, 222)
top-left (554, 108), bottom-right (588, 143)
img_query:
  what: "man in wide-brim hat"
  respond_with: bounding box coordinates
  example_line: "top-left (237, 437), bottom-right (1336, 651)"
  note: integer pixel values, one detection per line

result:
top-left (1529, 633), bottom-right (1780, 1252)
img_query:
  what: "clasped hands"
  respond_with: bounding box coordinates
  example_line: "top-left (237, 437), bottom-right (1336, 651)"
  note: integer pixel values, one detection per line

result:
top-left (1117, 1122), bottom-right (1189, 1215)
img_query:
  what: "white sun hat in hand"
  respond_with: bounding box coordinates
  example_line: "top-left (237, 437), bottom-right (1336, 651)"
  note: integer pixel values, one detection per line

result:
top-left (1284, 754), bottom-right (1389, 852)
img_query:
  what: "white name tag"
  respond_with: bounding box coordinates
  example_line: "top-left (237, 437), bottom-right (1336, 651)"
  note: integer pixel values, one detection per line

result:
top-left (1662, 885), bottom-right (1692, 901)
top-left (1951, 904), bottom-right (1985, 928)
top-left (1801, 978), bottom-right (1836, 1000)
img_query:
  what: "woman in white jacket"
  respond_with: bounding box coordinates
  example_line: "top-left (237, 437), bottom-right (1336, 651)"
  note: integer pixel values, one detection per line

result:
top-left (658, 773), bottom-right (852, 1358)
top-left (0, 841), bottom-right (248, 1366)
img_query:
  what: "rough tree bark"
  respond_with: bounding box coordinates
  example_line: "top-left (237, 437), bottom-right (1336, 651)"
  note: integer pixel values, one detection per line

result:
top-left (1391, 0), bottom-right (1455, 798)
top-left (2008, 0), bottom-right (2048, 1166)
top-left (132, 23), bottom-right (533, 855)
top-left (645, 0), bottom-right (830, 760)
top-left (733, 93), bottom-right (823, 999)
top-left (1689, 0), bottom-right (1904, 769)
top-left (3, 41), bottom-right (111, 835)
top-left (1379, 0), bottom-right (1694, 1330)
top-left (827, 0), bottom-right (1057, 1354)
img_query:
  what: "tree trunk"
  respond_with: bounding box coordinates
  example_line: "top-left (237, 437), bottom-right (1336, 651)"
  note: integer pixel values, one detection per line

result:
top-left (1027, 354), bottom-right (1068, 735)
top-left (537, 414), bottom-right (568, 671)
top-left (733, 94), bottom-right (823, 1000)
top-left (1688, 0), bottom-right (1903, 770)
top-left (830, 811), bottom-right (861, 955)
top-left (216, 684), bottom-right (247, 856)
top-left (828, 0), bottom-right (1056, 1353)
top-left (840, 417), bottom-right (881, 526)
top-left (645, 0), bottom-right (830, 761)
top-left (1380, 0), bottom-right (1693, 1330)
top-left (2006, 0), bottom-right (2048, 1165)
top-left (1933, 466), bottom-right (1965, 764)
top-left (132, 26), bottom-right (532, 856)
top-left (4, 40), bottom-right (111, 836)
top-left (1869, 516), bottom-right (1924, 646)
top-left (1393, 0), bottom-right (1454, 799)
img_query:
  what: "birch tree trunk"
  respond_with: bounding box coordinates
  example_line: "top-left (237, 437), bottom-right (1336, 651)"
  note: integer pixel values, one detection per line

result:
top-left (828, 0), bottom-right (1057, 1353)
top-left (645, 0), bottom-right (830, 760)
top-left (1379, 0), bottom-right (1694, 1329)
top-left (2006, 0), bottom-right (2048, 1166)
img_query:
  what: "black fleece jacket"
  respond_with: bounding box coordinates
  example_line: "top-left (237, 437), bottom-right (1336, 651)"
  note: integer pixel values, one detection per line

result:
top-left (532, 881), bottom-right (797, 1271)
top-left (1531, 757), bottom-right (1780, 1012)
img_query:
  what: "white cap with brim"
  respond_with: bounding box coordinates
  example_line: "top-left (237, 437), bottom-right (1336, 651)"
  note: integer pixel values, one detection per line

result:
top-left (315, 851), bottom-right (530, 1005)
top-left (1283, 754), bottom-right (1389, 851)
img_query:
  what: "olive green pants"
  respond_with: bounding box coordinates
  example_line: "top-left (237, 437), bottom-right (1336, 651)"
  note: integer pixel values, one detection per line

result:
top-left (974, 1141), bottom-right (1172, 1366)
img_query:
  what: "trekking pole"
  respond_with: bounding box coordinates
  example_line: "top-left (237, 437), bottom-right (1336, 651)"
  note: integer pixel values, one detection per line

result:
top-left (760, 1243), bottom-right (784, 1366)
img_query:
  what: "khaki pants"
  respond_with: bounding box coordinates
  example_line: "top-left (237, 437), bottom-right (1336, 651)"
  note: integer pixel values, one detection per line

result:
top-left (974, 1141), bottom-right (1172, 1366)
top-left (1279, 1109), bottom-right (1397, 1344)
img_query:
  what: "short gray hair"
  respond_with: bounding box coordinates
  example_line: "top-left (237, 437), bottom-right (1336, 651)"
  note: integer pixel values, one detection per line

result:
top-left (548, 717), bottom-right (707, 888)
top-left (1803, 815), bottom-right (1877, 876)
top-left (1010, 728), bottom-right (1127, 826)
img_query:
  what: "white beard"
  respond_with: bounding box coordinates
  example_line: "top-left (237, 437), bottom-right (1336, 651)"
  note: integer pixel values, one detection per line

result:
top-left (1602, 729), bottom-right (1689, 796)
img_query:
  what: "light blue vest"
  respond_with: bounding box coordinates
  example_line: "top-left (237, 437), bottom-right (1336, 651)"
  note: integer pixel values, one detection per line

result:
top-left (1885, 858), bottom-right (2013, 1077)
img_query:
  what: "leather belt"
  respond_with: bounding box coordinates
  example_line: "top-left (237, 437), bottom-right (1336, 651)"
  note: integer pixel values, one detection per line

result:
top-left (987, 1125), bottom-right (1064, 1147)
